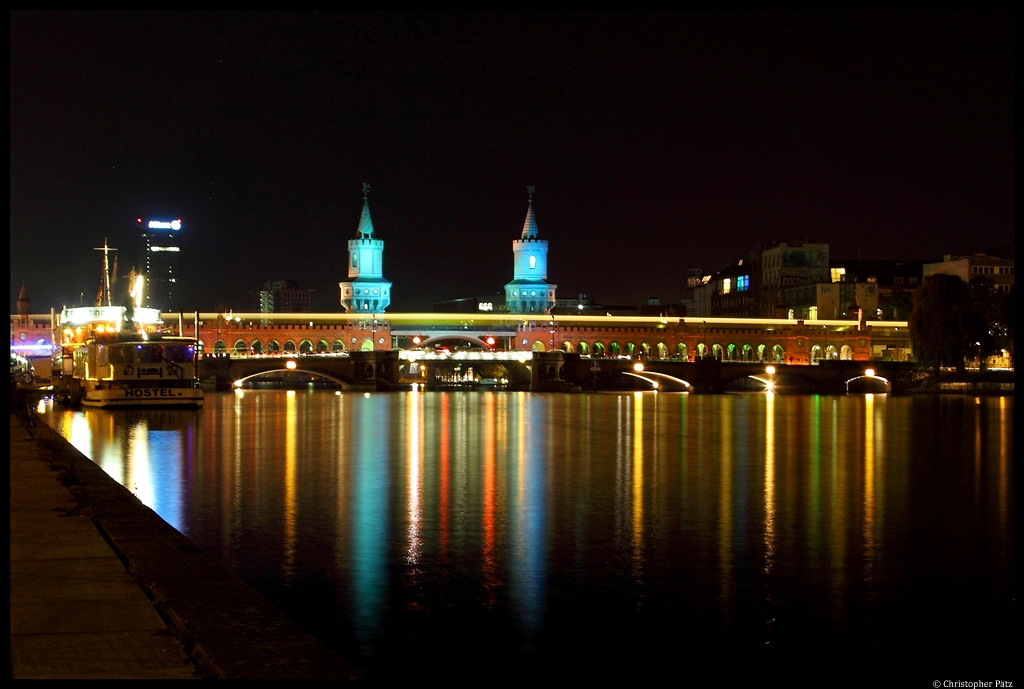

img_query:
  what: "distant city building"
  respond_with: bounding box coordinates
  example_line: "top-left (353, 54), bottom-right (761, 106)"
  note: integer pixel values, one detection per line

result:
top-left (339, 184), bottom-right (392, 313)
top-left (137, 218), bottom-right (183, 312)
top-left (259, 279), bottom-right (314, 313)
top-left (689, 258), bottom-right (759, 318)
top-left (10, 283), bottom-right (52, 357)
top-left (760, 240), bottom-right (829, 318)
top-left (923, 253), bottom-right (1014, 292)
top-left (504, 187), bottom-right (556, 315)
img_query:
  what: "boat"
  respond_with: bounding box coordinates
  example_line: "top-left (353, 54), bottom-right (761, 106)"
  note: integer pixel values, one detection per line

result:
top-left (52, 305), bottom-right (204, 408)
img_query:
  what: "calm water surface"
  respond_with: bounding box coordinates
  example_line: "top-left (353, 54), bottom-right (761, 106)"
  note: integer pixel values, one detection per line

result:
top-left (38, 391), bottom-right (1015, 680)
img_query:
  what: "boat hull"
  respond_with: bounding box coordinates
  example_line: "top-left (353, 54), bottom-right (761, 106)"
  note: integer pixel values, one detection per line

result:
top-left (80, 387), bottom-right (204, 408)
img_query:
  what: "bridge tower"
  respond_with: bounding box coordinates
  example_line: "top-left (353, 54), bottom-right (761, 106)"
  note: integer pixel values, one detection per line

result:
top-left (504, 186), bottom-right (556, 314)
top-left (340, 184), bottom-right (392, 313)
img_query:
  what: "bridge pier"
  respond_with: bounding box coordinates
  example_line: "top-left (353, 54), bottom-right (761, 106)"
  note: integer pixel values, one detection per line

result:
top-left (348, 350), bottom-right (401, 391)
top-left (531, 351), bottom-right (581, 392)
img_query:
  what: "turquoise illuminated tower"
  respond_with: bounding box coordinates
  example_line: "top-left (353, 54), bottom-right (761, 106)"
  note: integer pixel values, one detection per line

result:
top-left (339, 184), bottom-right (392, 313)
top-left (504, 186), bottom-right (556, 314)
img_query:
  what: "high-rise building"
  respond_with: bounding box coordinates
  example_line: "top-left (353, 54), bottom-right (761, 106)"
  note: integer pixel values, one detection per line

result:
top-left (504, 187), bottom-right (556, 314)
top-left (339, 185), bottom-right (392, 313)
top-left (137, 218), bottom-right (182, 312)
top-left (259, 279), bottom-right (314, 313)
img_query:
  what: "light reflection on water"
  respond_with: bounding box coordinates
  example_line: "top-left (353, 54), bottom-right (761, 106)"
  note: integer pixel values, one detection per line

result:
top-left (38, 390), bottom-right (1014, 680)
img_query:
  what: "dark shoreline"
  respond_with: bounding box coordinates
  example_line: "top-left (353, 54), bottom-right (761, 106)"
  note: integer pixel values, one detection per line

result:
top-left (11, 391), bottom-right (357, 679)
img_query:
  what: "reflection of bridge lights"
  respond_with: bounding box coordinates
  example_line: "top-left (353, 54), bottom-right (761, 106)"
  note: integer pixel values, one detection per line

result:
top-left (233, 380), bottom-right (243, 388)
top-left (286, 360), bottom-right (297, 369)
top-left (765, 381), bottom-right (775, 392)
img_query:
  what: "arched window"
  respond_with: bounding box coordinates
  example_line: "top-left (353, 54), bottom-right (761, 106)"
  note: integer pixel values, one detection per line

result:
top-left (251, 340), bottom-right (263, 354)
top-left (234, 340), bottom-right (248, 355)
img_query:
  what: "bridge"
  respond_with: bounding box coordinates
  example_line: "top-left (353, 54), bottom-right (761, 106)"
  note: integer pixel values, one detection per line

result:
top-left (199, 348), bottom-right (912, 394)
top-left (172, 311), bottom-right (912, 367)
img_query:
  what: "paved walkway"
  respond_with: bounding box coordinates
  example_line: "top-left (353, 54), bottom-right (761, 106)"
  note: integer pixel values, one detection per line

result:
top-left (9, 400), bottom-right (356, 679)
top-left (10, 409), bottom-right (198, 678)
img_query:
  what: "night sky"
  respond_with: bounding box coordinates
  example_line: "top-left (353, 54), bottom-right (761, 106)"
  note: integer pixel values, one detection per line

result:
top-left (10, 11), bottom-right (1014, 314)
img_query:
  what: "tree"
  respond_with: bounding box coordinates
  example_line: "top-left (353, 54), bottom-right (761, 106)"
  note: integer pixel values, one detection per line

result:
top-left (909, 274), bottom-right (986, 372)
top-left (878, 288), bottom-right (914, 320)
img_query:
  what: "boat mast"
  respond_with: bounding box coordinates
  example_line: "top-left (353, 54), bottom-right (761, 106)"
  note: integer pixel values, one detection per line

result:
top-left (93, 238), bottom-right (118, 307)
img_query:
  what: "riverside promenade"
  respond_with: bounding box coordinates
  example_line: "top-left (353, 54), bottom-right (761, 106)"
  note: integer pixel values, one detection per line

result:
top-left (9, 395), bottom-right (357, 679)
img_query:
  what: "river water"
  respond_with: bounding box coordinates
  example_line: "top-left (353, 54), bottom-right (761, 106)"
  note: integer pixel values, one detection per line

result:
top-left (36, 390), bottom-right (1014, 681)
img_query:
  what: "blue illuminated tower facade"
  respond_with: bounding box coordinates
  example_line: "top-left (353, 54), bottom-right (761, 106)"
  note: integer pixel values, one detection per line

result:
top-left (339, 184), bottom-right (392, 313)
top-left (504, 187), bottom-right (556, 314)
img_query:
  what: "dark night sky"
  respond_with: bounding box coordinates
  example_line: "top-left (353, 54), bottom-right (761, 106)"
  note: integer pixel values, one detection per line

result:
top-left (10, 11), bottom-right (1014, 314)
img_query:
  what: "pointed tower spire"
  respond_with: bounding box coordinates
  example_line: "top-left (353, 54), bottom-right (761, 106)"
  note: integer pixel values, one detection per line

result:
top-left (521, 185), bottom-right (539, 239)
top-left (340, 183), bottom-right (391, 315)
top-left (357, 182), bottom-right (375, 238)
top-left (16, 282), bottom-right (31, 320)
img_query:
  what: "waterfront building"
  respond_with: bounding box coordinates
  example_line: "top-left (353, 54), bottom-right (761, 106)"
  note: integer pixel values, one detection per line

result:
top-left (689, 258), bottom-right (759, 318)
top-left (923, 253), bottom-right (1014, 292)
top-left (339, 184), bottom-right (392, 313)
top-left (760, 240), bottom-right (830, 318)
top-left (10, 284), bottom-right (53, 358)
top-left (504, 187), bottom-right (556, 314)
top-left (137, 218), bottom-right (183, 312)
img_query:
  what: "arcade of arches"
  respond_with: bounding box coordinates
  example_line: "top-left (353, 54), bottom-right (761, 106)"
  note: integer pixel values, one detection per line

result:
top-left (197, 317), bottom-right (884, 364)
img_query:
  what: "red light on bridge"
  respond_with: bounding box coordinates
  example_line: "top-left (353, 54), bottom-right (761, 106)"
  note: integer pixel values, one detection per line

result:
top-left (486, 337), bottom-right (495, 346)
top-left (412, 336), bottom-right (422, 345)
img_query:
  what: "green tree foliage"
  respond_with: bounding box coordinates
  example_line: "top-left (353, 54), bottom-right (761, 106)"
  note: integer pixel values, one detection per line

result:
top-left (909, 274), bottom-right (988, 372)
top-left (878, 288), bottom-right (914, 320)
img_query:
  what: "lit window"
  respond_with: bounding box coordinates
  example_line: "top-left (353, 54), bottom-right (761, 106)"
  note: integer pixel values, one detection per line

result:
top-left (529, 255), bottom-right (537, 269)
top-left (722, 278), bottom-right (731, 294)
top-left (831, 268), bottom-right (846, 283)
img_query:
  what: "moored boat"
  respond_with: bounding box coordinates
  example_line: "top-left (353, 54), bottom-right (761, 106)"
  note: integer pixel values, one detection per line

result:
top-left (52, 305), bottom-right (204, 408)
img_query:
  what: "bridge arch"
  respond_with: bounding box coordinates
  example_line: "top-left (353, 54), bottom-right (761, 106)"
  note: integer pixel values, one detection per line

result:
top-left (677, 342), bottom-right (688, 360)
top-left (420, 334), bottom-right (489, 349)
top-left (332, 340), bottom-right (345, 352)
top-left (232, 368), bottom-right (352, 389)
top-left (299, 339), bottom-right (313, 354)
top-left (317, 339), bottom-right (329, 353)
top-left (772, 344), bottom-right (785, 362)
top-left (840, 344), bottom-right (853, 360)
top-left (531, 340), bottom-right (546, 352)
top-left (711, 343), bottom-right (723, 360)
top-left (214, 340), bottom-right (227, 353)
top-left (234, 339), bottom-right (248, 354)
top-left (742, 343), bottom-right (754, 361)
top-left (267, 340), bottom-right (280, 353)
top-left (283, 340), bottom-right (297, 354)
top-left (251, 339), bottom-right (263, 354)
top-left (609, 342), bottom-right (621, 357)
top-left (593, 342), bottom-right (605, 358)
top-left (360, 338), bottom-right (374, 351)
top-left (577, 341), bottom-right (589, 355)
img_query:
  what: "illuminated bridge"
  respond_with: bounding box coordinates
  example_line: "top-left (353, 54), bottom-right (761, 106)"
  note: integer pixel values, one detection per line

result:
top-left (177, 312), bottom-right (912, 392)
top-left (171, 311), bottom-right (911, 365)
